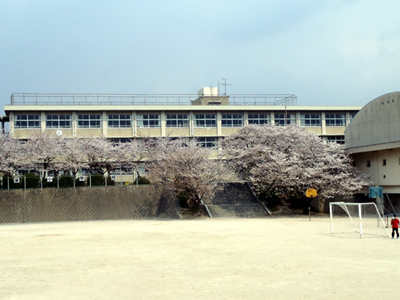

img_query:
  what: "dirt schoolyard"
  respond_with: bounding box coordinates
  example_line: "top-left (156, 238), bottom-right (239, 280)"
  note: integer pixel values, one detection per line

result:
top-left (0, 216), bottom-right (396, 300)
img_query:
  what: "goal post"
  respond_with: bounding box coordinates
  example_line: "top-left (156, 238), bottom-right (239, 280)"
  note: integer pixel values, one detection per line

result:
top-left (329, 202), bottom-right (390, 238)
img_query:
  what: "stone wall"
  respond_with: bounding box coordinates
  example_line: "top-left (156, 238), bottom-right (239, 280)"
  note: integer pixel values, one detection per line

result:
top-left (0, 185), bottom-right (182, 223)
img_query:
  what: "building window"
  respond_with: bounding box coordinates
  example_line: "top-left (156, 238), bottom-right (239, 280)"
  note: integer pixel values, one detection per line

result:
top-left (110, 165), bottom-right (135, 175)
top-left (137, 114), bottom-right (160, 128)
top-left (350, 113), bottom-right (357, 122)
top-left (300, 113), bottom-right (321, 126)
top-left (383, 159), bottom-right (387, 166)
top-left (166, 114), bottom-right (189, 127)
top-left (46, 114), bottom-right (71, 129)
top-left (274, 113), bottom-right (296, 126)
top-left (222, 114), bottom-right (243, 127)
top-left (15, 114), bottom-right (41, 129)
top-left (327, 136), bottom-right (345, 144)
top-left (109, 138), bottom-right (132, 145)
top-left (77, 114), bottom-right (102, 128)
top-left (195, 114), bottom-right (216, 127)
top-left (326, 114), bottom-right (346, 126)
top-left (108, 114), bottom-right (132, 128)
top-left (367, 160), bottom-right (371, 167)
top-left (197, 137), bottom-right (218, 149)
top-left (138, 164), bottom-right (145, 175)
top-left (248, 113), bottom-right (270, 125)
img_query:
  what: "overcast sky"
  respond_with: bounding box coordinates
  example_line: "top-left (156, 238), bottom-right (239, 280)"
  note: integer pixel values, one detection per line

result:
top-left (1, 0), bottom-right (399, 112)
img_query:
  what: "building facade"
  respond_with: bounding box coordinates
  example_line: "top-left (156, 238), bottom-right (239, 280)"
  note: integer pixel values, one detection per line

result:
top-left (4, 88), bottom-right (361, 148)
top-left (345, 92), bottom-right (400, 205)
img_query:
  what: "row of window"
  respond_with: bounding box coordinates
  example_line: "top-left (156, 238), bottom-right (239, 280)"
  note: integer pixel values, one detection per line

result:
top-left (14, 113), bottom-right (357, 129)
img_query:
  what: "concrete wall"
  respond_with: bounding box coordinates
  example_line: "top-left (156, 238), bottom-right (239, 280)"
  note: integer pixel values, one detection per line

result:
top-left (345, 92), bottom-right (400, 194)
top-left (346, 92), bottom-right (400, 151)
top-left (0, 185), bottom-right (181, 223)
top-left (352, 149), bottom-right (400, 193)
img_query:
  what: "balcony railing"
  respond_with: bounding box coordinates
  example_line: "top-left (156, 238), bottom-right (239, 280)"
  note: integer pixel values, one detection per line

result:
top-left (10, 93), bottom-right (297, 106)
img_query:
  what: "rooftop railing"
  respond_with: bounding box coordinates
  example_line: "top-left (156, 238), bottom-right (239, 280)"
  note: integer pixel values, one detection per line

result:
top-left (10, 93), bottom-right (297, 106)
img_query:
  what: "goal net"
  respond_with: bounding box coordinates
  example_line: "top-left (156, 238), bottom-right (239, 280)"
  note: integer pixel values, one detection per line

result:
top-left (329, 202), bottom-right (389, 238)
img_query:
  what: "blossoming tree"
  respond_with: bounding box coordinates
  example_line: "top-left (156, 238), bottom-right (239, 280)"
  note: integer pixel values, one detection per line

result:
top-left (142, 137), bottom-right (227, 209)
top-left (220, 125), bottom-right (371, 212)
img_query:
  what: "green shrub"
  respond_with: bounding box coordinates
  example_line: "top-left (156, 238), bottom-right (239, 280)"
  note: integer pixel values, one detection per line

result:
top-left (58, 175), bottom-right (75, 187)
top-left (89, 174), bottom-right (106, 186)
top-left (3, 175), bottom-right (24, 189)
top-left (42, 175), bottom-right (57, 188)
top-left (25, 173), bottom-right (41, 189)
top-left (106, 176), bottom-right (115, 186)
top-left (75, 177), bottom-right (86, 187)
top-left (43, 175), bottom-right (87, 188)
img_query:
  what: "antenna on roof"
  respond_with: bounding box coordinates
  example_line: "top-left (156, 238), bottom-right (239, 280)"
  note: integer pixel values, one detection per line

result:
top-left (221, 78), bottom-right (232, 96)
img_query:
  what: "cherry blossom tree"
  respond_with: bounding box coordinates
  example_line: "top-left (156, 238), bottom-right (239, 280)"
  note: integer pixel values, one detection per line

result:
top-left (56, 137), bottom-right (89, 178)
top-left (0, 132), bottom-right (23, 177)
top-left (111, 139), bottom-right (142, 176)
top-left (24, 131), bottom-right (63, 177)
top-left (79, 136), bottom-right (116, 175)
top-left (220, 125), bottom-right (371, 212)
top-left (143, 137), bottom-right (227, 209)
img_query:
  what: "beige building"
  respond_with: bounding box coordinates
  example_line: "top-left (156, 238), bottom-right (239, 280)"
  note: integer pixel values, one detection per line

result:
top-left (345, 92), bottom-right (400, 206)
top-left (4, 88), bottom-right (361, 148)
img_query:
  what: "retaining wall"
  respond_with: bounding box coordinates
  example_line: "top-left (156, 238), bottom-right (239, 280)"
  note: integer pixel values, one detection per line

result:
top-left (0, 185), bottom-right (181, 223)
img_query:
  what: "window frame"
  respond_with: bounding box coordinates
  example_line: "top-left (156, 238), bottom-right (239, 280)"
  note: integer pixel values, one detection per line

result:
top-left (222, 113), bottom-right (243, 128)
top-left (326, 135), bottom-right (345, 144)
top-left (107, 114), bottom-right (132, 128)
top-left (325, 113), bottom-right (346, 127)
top-left (14, 114), bottom-right (41, 129)
top-left (166, 114), bottom-right (189, 128)
top-left (197, 137), bottom-right (218, 149)
top-left (274, 113), bottom-right (296, 126)
top-left (300, 113), bottom-right (321, 127)
top-left (46, 114), bottom-right (72, 129)
top-left (195, 114), bottom-right (217, 128)
top-left (77, 114), bottom-right (102, 129)
top-left (248, 113), bottom-right (270, 125)
top-left (137, 114), bottom-right (160, 128)
top-left (109, 138), bottom-right (132, 146)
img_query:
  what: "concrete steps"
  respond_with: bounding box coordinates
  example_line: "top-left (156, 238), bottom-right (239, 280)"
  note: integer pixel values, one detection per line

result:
top-left (204, 183), bottom-right (269, 218)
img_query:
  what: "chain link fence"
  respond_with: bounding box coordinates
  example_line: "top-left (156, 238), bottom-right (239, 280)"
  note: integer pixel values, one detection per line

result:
top-left (1, 174), bottom-right (146, 190)
top-left (0, 185), bottom-right (182, 224)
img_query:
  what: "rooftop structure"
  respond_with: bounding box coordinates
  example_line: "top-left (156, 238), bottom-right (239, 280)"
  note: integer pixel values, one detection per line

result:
top-left (10, 88), bottom-right (297, 106)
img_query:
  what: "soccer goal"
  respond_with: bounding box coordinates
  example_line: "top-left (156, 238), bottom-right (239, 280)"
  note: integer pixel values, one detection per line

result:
top-left (329, 202), bottom-right (390, 238)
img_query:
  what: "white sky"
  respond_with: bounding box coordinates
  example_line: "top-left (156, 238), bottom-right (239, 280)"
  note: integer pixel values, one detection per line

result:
top-left (1, 0), bottom-right (399, 111)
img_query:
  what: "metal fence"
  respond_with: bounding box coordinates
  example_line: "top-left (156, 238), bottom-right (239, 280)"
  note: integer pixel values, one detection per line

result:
top-left (10, 93), bottom-right (297, 106)
top-left (2, 174), bottom-right (140, 190)
top-left (0, 185), bottom-right (182, 224)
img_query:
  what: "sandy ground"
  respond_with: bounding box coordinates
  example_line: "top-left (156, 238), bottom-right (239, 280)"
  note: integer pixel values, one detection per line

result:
top-left (0, 216), bottom-right (396, 300)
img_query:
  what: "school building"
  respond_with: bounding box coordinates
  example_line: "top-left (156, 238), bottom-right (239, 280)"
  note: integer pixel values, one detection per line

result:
top-left (4, 87), bottom-right (361, 147)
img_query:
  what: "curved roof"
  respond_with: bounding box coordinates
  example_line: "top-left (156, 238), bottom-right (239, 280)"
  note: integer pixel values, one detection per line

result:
top-left (345, 92), bottom-right (400, 152)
